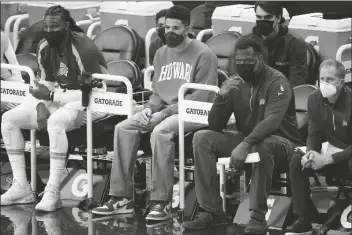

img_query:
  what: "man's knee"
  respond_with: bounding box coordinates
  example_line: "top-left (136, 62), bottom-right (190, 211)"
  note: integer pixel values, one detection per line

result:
top-left (193, 130), bottom-right (216, 148)
top-left (47, 115), bottom-right (65, 134)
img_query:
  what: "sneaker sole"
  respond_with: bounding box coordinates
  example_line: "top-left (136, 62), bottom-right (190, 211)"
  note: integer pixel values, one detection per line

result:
top-left (285, 232), bottom-right (312, 235)
top-left (1, 194), bottom-right (36, 206)
top-left (92, 208), bottom-right (134, 216)
top-left (145, 213), bottom-right (172, 221)
top-left (35, 200), bottom-right (62, 212)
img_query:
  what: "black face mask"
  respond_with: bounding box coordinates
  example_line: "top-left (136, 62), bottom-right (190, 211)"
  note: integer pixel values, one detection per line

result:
top-left (236, 63), bottom-right (257, 84)
top-left (256, 20), bottom-right (275, 37)
top-left (157, 27), bottom-right (166, 44)
top-left (165, 32), bottom-right (185, 48)
top-left (44, 30), bottom-right (66, 48)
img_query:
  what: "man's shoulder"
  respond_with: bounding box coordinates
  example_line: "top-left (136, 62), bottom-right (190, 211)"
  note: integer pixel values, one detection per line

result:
top-left (71, 31), bottom-right (99, 53)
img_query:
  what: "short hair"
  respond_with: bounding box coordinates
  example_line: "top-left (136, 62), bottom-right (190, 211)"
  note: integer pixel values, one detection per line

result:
top-left (254, 1), bottom-right (285, 24)
top-left (165, 5), bottom-right (191, 26)
top-left (156, 9), bottom-right (168, 23)
top-left (44, 5), bottom-right (83, 33)
top-left (235, 36), bottom-right (265, 56)
top-left (319, 59), bottom-right (346, 80)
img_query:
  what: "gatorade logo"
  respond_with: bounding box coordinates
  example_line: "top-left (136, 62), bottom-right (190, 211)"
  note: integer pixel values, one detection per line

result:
top-left (71, 174), bottom-right (88, 197)
top-left (94, 98), bottom-right (123, 106)
top-left (186, 108), bottom-right (210, 116)
top-left (340, 205), bottom-right (351, 229)
top-left (0, 88), bottom-right (26, 96)
top-left (346, 68), bottom-right (351, 75)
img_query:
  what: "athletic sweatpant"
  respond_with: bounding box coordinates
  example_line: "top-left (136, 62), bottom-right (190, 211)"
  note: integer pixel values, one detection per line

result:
top-left (109, 112), bottom-right (205, 202)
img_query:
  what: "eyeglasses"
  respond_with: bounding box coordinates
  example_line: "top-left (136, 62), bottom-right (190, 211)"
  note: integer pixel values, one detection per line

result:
top-left (235, 58), bottom-right (257, 65)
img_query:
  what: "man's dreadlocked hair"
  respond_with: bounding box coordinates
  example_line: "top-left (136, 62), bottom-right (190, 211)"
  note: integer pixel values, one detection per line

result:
top-left (44, 5), bottom-right (84, 33)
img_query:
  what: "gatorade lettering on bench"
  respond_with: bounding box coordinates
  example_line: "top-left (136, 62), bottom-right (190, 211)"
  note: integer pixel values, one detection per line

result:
top-left (186, 108), bottom-right (209, 116)
top-left (94, 98), bottom-right (123, 106)
top-left (0, 88), bottom-right (26, 96)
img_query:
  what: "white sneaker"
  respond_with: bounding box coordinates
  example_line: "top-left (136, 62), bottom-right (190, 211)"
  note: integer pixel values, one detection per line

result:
top-left (1, 180), bottom-right (35, 206)
top-left (35, 184), bottom-right (62, 212)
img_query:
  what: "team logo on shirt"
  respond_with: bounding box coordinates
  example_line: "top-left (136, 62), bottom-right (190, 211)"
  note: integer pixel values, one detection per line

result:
top-left (158, 62), bottom-right (193, 82)
top-left (259, 99), bottom-right (266, 106)
top-left (342, 120), bottom-right (347, 127)
top-left (57, 62), bottom-right (69, 77)
top-left (277, 84), bottom-right (284, 96)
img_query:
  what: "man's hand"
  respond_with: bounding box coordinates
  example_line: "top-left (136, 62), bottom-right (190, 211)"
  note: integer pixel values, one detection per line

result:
top-left (230, 141), bottom-right (251, 169)
top-left (29, 80), bottom-right (50, 100)
top-left (148, 112), bottom-right (167, 126)
top-left (140, 108), bottom-right (152, 125)
top-left (306, 150), bottom-right (333, 171)
top-left (301, 151), bottom-right (314, 169)
top-left (219, 75), bottom-right (244, 97)
top-left (36, 102), bottom-right (50, 131)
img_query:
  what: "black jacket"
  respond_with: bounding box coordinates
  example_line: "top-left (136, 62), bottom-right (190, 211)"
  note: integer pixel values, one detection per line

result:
top-left (209, 64), bottom-right (303, 147)
top-left (307, 86), bottom-right (352, 164)
top-left (248, 25), bottom-right (308, 88)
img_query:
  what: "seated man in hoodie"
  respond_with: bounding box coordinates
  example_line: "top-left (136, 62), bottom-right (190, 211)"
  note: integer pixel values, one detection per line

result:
top-left (183, 36), bottom-right (303, 234)
top-left (92, 5), bottom-right (218, 221)
top-left (248, 1), bottom-right (308, 87)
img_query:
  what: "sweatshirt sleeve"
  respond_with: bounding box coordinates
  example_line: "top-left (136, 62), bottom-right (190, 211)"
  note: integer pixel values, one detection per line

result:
top-left (244, 78), bottom-right (292, 146)
top-left (306, 94), bottom-right (324, 152)
top-left (144, 50), bottom-right (166, 113)
top-left (331, 146), bottom-right (352, 164)
top-left (161, 49), bottom-right (218, 117)
top-left (288, 38), bottom-right (308, 87)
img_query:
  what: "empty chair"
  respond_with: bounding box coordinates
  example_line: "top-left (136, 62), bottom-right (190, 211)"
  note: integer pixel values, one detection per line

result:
top-left (93, 25), bottom-right (144, 67)
top-left (205, 31), bottom-right (241, 74)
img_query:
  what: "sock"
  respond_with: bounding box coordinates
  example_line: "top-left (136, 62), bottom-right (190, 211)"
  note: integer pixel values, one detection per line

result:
top-left (8, 152), bottom-right (28, 185)
top-left (47, 122), bottom-right (68, 189)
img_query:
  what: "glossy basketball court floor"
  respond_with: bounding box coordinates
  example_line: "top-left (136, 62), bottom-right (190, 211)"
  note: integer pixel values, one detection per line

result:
top-left (0, 201), bottom-right (289, 235)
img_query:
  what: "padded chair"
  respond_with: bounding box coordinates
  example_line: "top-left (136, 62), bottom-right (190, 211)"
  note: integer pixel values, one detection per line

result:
top-left (93, 25), bottom-right (144, 66)
top-left (190, 5), bottom-right (212, 43)
top-left (15, 20), bottom-right (45, 55)
top-left (206, 31), bottom-right (241, 74)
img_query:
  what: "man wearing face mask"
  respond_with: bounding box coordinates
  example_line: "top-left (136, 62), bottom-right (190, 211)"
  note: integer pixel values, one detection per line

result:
top-left (248, 1), bottom-right (308, 88)
top-left (287, 59), bottom-right (351, 235)
top-left (92, 5), bottom-right (218, 221)
top-left (149, 9), bottom-right (168, 66)
top-left (149, 8), bottom-right (196, 66)
top-left (1, 5), bottom-right (107, 211)
top-left (183, 36), bottom-right (303, 234)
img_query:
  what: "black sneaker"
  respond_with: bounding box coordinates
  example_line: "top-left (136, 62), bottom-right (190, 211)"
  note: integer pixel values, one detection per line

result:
top-left (285, 219), bottom-right (312, 235)
top-left (92, 197), bottom-right (134, 215)
top-left (244, 218), bottom-right (267, 235)
top-left (183, 211), bottom-right (227, 230)
top-left (145, 201), bottom-right (172, 221)
top-left (146, 218), bottom-right (174, 234)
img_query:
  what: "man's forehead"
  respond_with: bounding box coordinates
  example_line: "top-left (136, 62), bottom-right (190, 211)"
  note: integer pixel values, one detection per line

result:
top-left (44, 15), bottom-right (62, 23)
top-left (235, 47), bottom-right (255, 58)
top-left (165, 18), bottom-right (183, 26)
top-left (320, 66), bottom-right (339, 77)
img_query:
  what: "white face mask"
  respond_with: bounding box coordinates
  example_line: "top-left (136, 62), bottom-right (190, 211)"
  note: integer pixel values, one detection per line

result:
top-left (320, 81), bottom-right (337, 98)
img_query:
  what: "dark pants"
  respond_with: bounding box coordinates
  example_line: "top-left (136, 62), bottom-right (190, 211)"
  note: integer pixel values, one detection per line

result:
top-left (290, 152), bottom-right (350, 219)
top-left (193, 130), bottom-right (295, 220)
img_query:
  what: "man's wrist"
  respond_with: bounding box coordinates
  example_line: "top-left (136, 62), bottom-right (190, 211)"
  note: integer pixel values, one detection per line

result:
top-left (242, 141), bottom-right (252, 150)
top-left (217, 90), bottom-right (227, 100)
